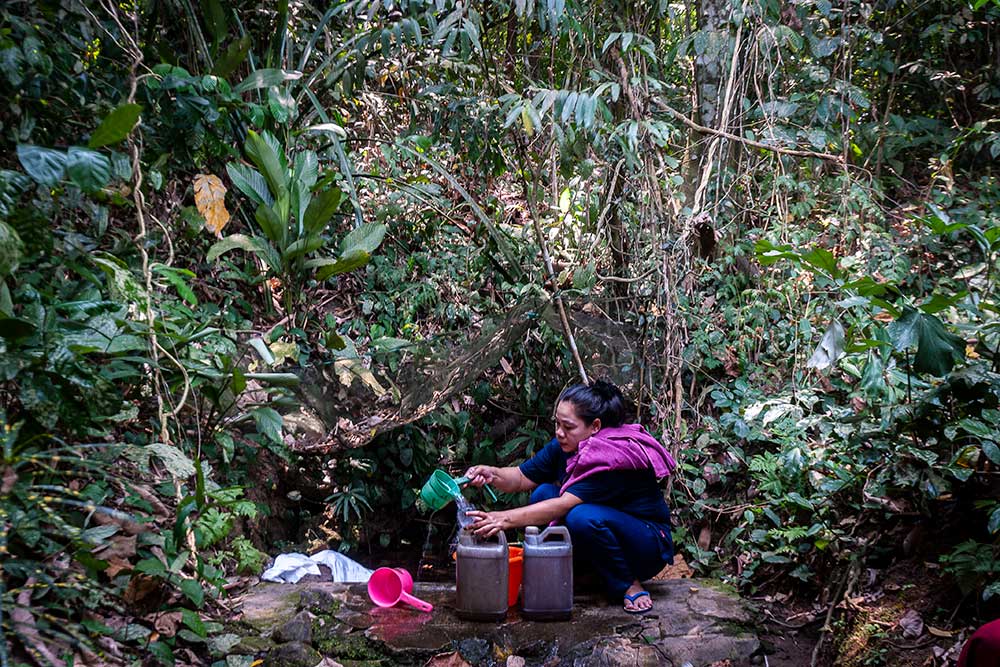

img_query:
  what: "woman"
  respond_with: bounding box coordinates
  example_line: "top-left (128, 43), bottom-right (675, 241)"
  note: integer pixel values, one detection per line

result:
top-left (464, 380), bottom-right (677, 614)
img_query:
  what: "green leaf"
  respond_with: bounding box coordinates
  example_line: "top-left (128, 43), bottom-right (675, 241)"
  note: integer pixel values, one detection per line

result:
top-left (17, 145), bottom-right (66, 186)
top-left (252, 407), bottom-right (283, 444)
top-left (88, 104), bottom-right (142, 148)
top-left (212, 36), bottom-right (252, 78)
top-left (888, 306), bottom-right (965, 376)
top-left (304, 123), bottom-right (347, 139)
top-left (800, 246), bottom-right (839, 278)
top-left (283, 235), bottom-right (324, 260)
top-left (753, 239), bottom-right (797, 266)
top-left (180, 578), bottom-right (205, 608)
top-left (149, 640), bottom-right (175, 666)
top-left (153, 265), bottom-right (198, 305)
top-left (303, 188), bottom-right (343, 235)
top-left (806, 320), bottom-right (845, 370)
top-left (244, 131), bottom-right (288, 200)
top-left (340, 222), bottom-right (386, 255)
top-left (65, 147), bottom-right (112, 192)
top-left (982, 441), bottom-right (1000, 465)
top-left (182, 608), bottom-right (208, 638)
top-left (254, 203), bottom-right (285, 246)
top-left (309, 249), bottom-right (371, 281)
top-left (226, 163), bottom-right (273, 207)
top-left (0, 221), bottom-right (24, 279)
top-left (233, 68), bottom-right (302, 94)
top-left (207, 234), bottom-right (279, 274)
top-left (989, 506), bottom-right (1000, 534)
top-left (147, 442), bottom-right (196, 478)
top-left (267, 86), bottom-right (297, 123)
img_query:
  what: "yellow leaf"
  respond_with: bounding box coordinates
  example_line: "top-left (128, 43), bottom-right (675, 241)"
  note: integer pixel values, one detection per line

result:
top-left (193, 173), bottom-right (231, 237)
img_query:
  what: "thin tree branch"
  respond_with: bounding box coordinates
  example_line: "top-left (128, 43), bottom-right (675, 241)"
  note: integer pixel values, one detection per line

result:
top-left (653, 98), bottom-right (845, 163)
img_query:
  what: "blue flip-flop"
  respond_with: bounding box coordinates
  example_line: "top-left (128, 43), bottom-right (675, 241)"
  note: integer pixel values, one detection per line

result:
top-left (623, 590), bottom-right (652, 614)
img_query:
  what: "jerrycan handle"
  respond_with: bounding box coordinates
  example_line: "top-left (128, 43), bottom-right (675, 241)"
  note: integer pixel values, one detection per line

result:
top-left (538, 526), bottom-right (570, 544)
top-left (460, 527), bottom-right (507, 548)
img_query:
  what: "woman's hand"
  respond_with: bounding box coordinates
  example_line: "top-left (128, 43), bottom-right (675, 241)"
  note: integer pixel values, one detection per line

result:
top-left (463, 465), bottom-right (496, 488)
top-left (465, 509), bottom-right (512, 537)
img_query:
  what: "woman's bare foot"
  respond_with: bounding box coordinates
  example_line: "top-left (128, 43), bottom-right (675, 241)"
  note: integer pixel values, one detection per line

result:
top-left (623, 581), bottom-right (653, 613)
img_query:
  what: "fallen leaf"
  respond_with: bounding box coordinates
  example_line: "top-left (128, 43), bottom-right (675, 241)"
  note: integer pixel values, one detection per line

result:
top-left (149, 611), bottom-right (183, 638)
top-left (927, 625), bottom-right (955, 638)
top-left (94, 534), bottom-right (137, 560)
top-left (425, 651), bottom-right (471, 667)
top-left (194, 173), bottom-right (230, 237)
top-left (898, 608), bottom-right (924, 639)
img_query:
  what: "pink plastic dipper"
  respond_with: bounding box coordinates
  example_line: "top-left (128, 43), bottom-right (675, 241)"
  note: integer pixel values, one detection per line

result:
top-left (367, 567), bottom-right (434, 613)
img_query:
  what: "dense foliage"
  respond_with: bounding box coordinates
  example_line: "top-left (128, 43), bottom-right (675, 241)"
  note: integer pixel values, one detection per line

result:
top-left (0, 0), bottom-right (998, 665)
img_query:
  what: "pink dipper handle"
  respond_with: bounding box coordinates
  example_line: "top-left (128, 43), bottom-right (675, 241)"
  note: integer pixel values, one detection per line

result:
top-left (400, 591), bottom-right (434, 613)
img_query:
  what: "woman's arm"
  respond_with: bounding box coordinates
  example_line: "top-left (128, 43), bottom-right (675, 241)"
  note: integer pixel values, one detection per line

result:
top-left (465, 493), bottom-right (583, 537)
top-left (464, 465), bottom-right (537, 494)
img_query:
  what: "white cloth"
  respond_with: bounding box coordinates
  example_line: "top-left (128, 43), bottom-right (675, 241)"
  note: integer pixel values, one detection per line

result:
top-left (260, 550), bottom-right (373, 584)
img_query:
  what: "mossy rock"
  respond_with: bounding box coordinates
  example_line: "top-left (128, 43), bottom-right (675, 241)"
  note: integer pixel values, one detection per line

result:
top-left (231, 635), bottom-right (275, 655)
top-left (317, 632), bottom-right (387, 661)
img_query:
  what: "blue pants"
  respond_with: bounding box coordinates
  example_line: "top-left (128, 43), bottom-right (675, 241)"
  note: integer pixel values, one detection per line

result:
top-left (530, 483), bottom-right (673, 599)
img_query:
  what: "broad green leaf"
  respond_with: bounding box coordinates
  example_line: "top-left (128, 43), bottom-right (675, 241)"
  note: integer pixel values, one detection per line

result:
top-left (146, 442), bottom-right (195, 478)
top-left (88, 103), bottom-right (142, 148)
top-left (207, 233), bottom-right (260, 262)
top-left (247, 337), bottom-right (275, 364)
top-left (226, 163), bottom-right (273, 207)
top-left (859, 351), bottom-right (885, 396)
top-left (17, 145), bottom-right (66, 186)
top-left (181, 609), bottom-right (207, 638)
top-left (0, 221), bottom-right (24, 279)
top-left (267, 86), bottom-right (297, 123)
top-left (753, 239), bottom-right (797, 266)
top-left (340, 222), bottom-right (386, 255)
top-left (212, 35), bottom-right (252, 78)
top-left (153, 265), bottom-right (198, 306)
top-left (989, 506), bottom-right (1000, 534)
top-left (65, 147), bottom-right (112, 192)
top-left (283, 235), bottom-right (324, 260)
top-left (982, 441), bottom-right (1000, 465)
top-left (807, 320), bottom-right (845, 370)
top-left (180, 578), bottom-right (205, 608)
top-left (254, 203), bottom-right (284, 246)
top-left (252, 407), bottom-right (283, 444)
top-left (800, 247), bottom-right (839, 278)
top-left (233, 68), bottom-right (302, 94)
top-left (888, 306), bottom-right (965, 376)
top-left (310, 249), bottom-right (371, 281)
top-left (245, 130), bottom-right (288, 198)
top-left (303, 188), bottom-right (343, 235)
top-left (304, 123), bottom-right (347, 139)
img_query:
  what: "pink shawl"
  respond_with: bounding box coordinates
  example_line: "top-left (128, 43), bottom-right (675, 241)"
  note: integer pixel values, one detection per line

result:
top-left (559, 423), bottom-right (677, 494)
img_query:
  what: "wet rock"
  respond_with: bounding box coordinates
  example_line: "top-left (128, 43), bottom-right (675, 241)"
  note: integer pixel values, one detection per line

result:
top-left (318, 632), bottom-right (386, 662)
top-left (300, 588), bottom-right (341, 614)
top-left (266, 641), bottom-right (321, 667)
top-left (456, 638), bottom-right (490, 665)
top-left (274, 610), bottom-right (314, 644)
top-left (230, 635), bottom-right (274, 655)
top-left (585, 636), bottom-right (659, 666)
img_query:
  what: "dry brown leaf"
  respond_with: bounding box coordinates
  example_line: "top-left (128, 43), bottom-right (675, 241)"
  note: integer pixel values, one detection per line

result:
top-left (94, 534), bottom-right (137, 560)
top-left (193, 173), bottom-right (230, 237)
top-left (425, 652), bottom-right (471, 667)
top-left (104, 558), bottom-right (132, 578)
top-left (927, 625), bottom-right (955, 638)
top-left (148, 611), bottom-right (183, 637)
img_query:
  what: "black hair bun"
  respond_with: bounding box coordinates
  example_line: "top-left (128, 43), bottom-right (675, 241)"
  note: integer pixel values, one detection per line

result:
top-left (590, 379), bottom-right (619, 401)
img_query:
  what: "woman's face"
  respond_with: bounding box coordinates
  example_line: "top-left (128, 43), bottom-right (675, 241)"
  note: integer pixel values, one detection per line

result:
top-left (554, 401), bottom-right (600, 453)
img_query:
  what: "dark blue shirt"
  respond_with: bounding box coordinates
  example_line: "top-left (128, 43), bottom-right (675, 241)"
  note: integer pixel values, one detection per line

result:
top-left (519, 438), bottom-right (671, 524)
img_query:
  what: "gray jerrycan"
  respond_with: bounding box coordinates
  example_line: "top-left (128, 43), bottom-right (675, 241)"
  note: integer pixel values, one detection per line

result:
top-left (455, 529), bottom-right (509, 621)
top-left (521, 525), bottom-right (573, 620)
